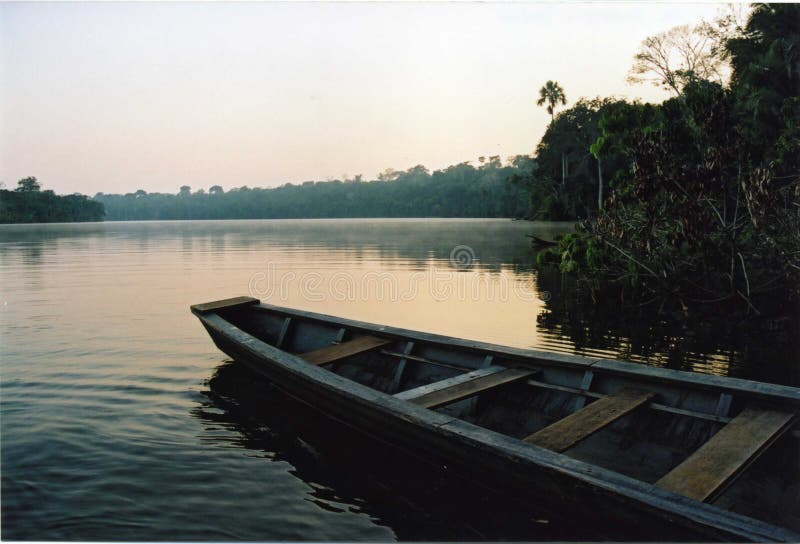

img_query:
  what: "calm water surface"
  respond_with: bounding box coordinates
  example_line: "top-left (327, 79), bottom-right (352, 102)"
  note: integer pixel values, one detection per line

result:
top-left (1, 219), bottom-right (796, 540)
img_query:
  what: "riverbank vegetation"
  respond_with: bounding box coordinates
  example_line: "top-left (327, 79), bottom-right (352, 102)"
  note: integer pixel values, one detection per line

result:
top-left (0, 178), bottom-right (104, 223)
top-left (532, 3), bottom-right (800, 311)
top-left (94, 158), bottom-right (532, 220)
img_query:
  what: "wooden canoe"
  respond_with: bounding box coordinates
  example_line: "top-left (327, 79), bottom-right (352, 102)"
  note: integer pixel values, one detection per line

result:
top-left (191, 296), bottom-right (800, 541)
top-left (526, 234), bottom-right (559, 248)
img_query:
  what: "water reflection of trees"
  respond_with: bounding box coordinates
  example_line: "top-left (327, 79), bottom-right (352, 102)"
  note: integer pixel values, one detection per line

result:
top-left (533, 266), bottom-right (799, 387)
top-left (0, 220), bottom-right (561, 272)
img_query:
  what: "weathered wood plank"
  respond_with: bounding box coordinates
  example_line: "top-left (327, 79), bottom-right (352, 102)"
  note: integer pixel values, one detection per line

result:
top-left (396, 366), bottom-right (537, 409)
top-left (656, 406), bottom-right (796, 502)
top-left (525, 388), bottom-right (655, 452)
top-left (190, 296), bottom-right (259, 314)
top-left (395, 366), bottom-right (507, 400)
top-left (300, 335), bottom-right (392, 366)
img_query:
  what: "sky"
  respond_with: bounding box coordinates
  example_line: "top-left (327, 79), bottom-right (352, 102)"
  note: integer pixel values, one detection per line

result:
top-left (0, 2), bottom-right (724, 196)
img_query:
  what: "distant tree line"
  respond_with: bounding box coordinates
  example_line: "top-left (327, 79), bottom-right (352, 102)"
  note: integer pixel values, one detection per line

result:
top-left (95, 157), bottom-right (533, 220)
top-left (0, 177), bottom-right (104, 223)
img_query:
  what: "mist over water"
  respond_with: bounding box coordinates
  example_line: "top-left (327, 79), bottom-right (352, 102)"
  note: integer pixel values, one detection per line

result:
top-left (1, 219), bottom-right (796, 540)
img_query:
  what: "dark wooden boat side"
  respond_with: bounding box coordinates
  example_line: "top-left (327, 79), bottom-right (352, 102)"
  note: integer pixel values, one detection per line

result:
top-left (526, 234), bottom-right (559, 248)
top-left (191, 298), bottom-right (800, 542)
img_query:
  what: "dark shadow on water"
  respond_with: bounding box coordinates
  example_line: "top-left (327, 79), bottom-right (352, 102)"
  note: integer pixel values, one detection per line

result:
top-left (533, 266), bottom-right (800, 387)
top-left (195, 361), bottom-right (691, 542)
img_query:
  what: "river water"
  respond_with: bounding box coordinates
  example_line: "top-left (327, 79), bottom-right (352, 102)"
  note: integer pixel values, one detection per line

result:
top-left (1, 219), bottom-right (796, 540)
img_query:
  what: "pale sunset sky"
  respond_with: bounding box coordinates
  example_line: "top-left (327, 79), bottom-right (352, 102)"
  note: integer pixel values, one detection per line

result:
top-left (1, 2), bottom-right (723, 196)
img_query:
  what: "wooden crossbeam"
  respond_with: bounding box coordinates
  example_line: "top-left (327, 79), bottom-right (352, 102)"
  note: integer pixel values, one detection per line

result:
top-left (388, 341), bottom-right (415, 393)
top-left (573, 370), bottom-right (595, 411)
top-left (276, 317), bottom-right (292, 348)
top-left (656, 405), bottom-right (796, 502)
top-left (524, 388), bottom-right (655, 452)
top-left (395, 366), bottom-right (537, 409)
top-left (395, 366), bottom-right (507, 401)
top-left (299, 335), bottom-right (392, 366)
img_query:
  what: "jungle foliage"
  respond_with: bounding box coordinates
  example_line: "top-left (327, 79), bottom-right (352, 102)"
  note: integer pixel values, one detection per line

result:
top-left (521, 97), bottom-right (629, 220)
top-left (538, 3), bottom-right (800, 307)
top-left (0, 178), bottom-right (104, 223)
top-left (95, 158), bottom-right (532, 221)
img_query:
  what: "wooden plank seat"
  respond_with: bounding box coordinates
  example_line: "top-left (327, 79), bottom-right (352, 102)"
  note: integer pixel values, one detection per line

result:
top-left (299, 335), bottom-right (392, 366)
top-left (395, 366), bottom-right (538, 409)
top-left (656, 405), bottom-right (796, 502)
top-left (524, 387), bottom-right (655, 452)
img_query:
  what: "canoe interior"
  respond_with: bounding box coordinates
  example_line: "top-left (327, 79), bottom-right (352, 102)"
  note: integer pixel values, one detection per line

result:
top-left (211, 302), bottom-right (800, 535)
top-left (204, 360), bottom-right (641, 541)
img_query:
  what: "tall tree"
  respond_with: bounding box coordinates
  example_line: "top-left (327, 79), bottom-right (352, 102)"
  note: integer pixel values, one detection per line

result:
top-left (536, 81), bottom-right (568, 124)
top-left (524, 98), bottom-right (626, 220)
top-left (727, 2), bottom-right (800, 172)
top-left (16, 177), bottom-right (41, 192)
top-left (537, 81), bottom-right (569, 187)
top-left (627, 23), bottom-right (728, 94)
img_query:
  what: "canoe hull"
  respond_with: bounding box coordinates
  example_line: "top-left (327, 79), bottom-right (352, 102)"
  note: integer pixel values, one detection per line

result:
top-left (196, 308), bottom-right (798, 542)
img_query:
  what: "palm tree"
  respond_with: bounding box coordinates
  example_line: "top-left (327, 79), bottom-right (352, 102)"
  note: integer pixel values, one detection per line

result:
top-left (537, 81), bottom-right (569, 186)
top-left (536, 81), bottom-right (567, 124)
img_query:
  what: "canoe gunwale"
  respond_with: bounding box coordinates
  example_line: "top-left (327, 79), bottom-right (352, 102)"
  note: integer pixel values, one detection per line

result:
top-left (194, 307), bottom-right (800, 542)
